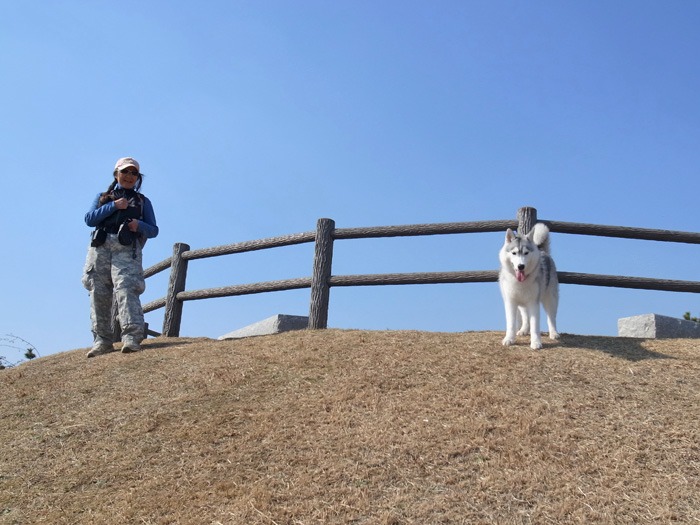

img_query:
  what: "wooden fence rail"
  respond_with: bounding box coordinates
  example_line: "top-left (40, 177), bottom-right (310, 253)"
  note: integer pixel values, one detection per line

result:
top-left (140, 207), bottom-right (700, 338)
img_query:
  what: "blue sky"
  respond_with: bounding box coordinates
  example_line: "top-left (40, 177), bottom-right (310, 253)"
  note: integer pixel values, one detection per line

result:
top-left (1, 1), bottom-right (698, 361)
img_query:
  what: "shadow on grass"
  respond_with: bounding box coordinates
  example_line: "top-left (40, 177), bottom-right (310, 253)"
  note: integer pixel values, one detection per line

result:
top-left (142, 339), bottom-right (197, 350)
top-left (559, 334), bottom-right (673, 362)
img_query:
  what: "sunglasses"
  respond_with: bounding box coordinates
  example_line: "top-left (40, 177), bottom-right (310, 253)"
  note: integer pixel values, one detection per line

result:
top-left (119, 169), bottom-right (139, 175)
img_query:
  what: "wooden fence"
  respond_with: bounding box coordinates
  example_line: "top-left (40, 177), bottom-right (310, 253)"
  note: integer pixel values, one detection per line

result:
top-left (141, 207), bottom-right (700, 338)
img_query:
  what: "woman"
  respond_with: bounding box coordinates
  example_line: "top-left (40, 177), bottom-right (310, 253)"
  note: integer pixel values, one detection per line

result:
top-left (82, 157), bottom-right (159, 357)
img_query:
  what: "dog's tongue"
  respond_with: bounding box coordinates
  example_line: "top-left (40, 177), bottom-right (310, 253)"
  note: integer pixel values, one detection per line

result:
top-left (516, 270), bottom-right (526, 282)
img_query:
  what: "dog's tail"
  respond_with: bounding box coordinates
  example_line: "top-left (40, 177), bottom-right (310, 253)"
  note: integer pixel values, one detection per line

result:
top-left (531, 223), bottom-right (551, 254)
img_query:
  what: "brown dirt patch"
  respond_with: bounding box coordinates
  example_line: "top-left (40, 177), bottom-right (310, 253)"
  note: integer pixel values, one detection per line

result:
top-left (1, 330), bottom-right (699, 524)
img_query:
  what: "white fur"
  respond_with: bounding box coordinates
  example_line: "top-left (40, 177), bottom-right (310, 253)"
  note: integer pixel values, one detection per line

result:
top-left (498, 223), bottom-right (559, 350)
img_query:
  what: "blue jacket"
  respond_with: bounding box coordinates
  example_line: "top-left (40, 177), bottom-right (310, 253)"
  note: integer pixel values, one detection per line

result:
top-left (85, 185), bottom-right (159, 240)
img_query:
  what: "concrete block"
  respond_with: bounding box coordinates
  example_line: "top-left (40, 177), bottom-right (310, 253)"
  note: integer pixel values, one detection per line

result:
top-left (218, 314), bottom-right (309, 340)
top-left (618, 313), bottom-right (700, 339)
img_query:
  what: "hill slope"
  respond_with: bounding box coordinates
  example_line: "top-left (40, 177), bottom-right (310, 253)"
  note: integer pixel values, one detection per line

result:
top-left (1, 330), bottom-right (699, 524)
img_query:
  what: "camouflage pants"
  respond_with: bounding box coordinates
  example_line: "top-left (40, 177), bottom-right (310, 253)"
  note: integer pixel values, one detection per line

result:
top-left (82, 234), bottom-right (146, 346)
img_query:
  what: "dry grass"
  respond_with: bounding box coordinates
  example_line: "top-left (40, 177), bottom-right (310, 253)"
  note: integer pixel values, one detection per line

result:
top-left (1, 330), bottom-right (699, 524)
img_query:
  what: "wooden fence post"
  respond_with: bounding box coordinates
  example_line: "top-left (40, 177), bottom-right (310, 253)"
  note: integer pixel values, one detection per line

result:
top-left (518, 207), bottom-right (538, 234)
top-left (308, 218), bottom-right (335, 329)
top-left (162, 242), bottom-right (190, 337)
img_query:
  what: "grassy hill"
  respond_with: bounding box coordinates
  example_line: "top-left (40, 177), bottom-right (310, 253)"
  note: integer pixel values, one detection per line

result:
top-left (1, 330), bottom-right (699, 524)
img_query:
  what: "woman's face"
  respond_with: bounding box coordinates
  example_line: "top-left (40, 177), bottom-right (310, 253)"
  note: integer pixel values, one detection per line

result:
top-left (115, 167), bottom-right (139, 189)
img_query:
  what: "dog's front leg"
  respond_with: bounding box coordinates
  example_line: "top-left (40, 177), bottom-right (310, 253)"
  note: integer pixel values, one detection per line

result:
top-left (528, 306), bottom-right (542, 350)
top-left (502, 301), bottom-right (518, 346)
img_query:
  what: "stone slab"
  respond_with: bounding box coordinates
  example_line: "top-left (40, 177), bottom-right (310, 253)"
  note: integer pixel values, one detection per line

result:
top-left (218, 314), bottom-right (309, 340)
top-left (617, 313), bottom-right (700, 339)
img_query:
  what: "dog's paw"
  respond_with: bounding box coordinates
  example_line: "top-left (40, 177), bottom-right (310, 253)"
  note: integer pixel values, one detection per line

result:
top-left (502, 336), bottom-right (516, 347)
top-left (517, 328), bottom-right (530, 336)
top-left (549, 331), bottom-right (560, 340)
top-left (530, 340), bottom-right (543, 350)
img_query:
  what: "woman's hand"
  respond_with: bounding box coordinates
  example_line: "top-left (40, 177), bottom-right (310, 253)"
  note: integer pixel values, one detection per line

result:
top-left (127, 219), bottom-right (139, 232)
top-left (114, 198), bottom-right (129, 210)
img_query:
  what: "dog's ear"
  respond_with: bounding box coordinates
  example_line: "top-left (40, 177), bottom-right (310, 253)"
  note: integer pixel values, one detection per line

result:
top-left (526, 226), bottom-right (537, 242)
top-left (505, 229), bottom-right (516, 243)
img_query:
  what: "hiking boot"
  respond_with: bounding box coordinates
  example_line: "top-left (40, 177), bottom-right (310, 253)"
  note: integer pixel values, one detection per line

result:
top-left (86, 344), bottom-right (115, 358)
top-left (121, 341), bottom-right (142, 353)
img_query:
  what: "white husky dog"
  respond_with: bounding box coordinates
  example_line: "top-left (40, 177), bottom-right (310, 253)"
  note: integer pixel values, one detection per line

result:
top-left (499, 223), bottom-right (559, 350)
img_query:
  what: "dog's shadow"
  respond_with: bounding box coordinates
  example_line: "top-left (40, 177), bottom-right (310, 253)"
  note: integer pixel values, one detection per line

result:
top-left (556, 334), bottom-right (673, 362)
